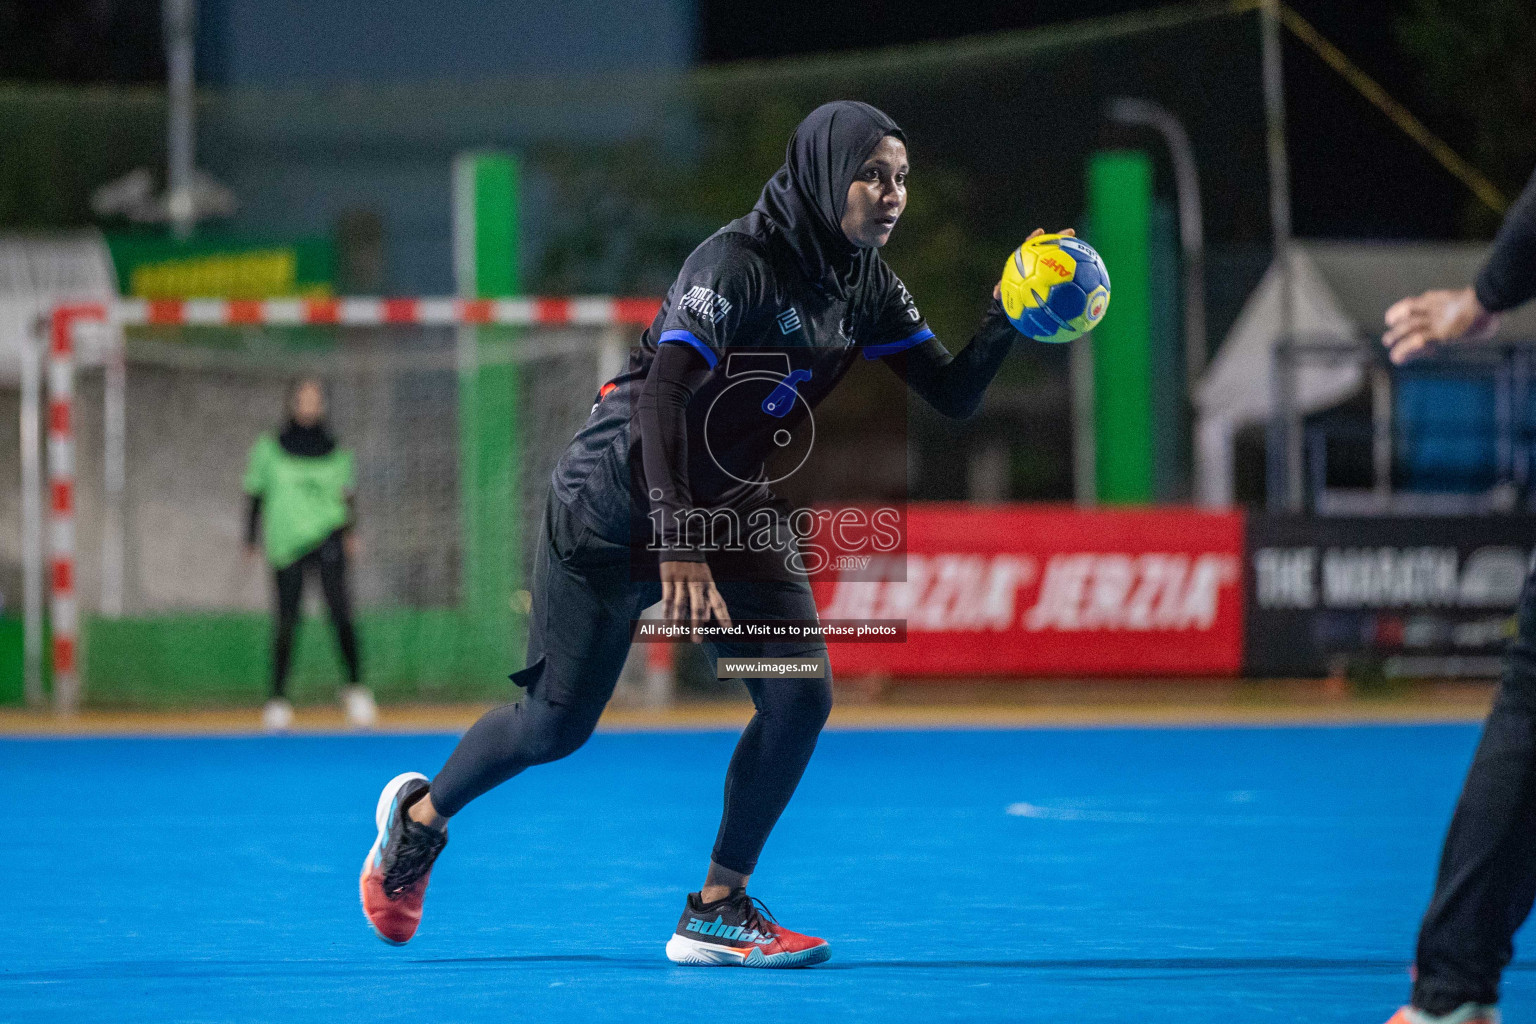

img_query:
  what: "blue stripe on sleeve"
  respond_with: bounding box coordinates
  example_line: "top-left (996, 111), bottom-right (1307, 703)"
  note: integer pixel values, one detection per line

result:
top-left (862, 327), bottom-right (935, 360)
top-left (658, 329), bottom-right (719, 369)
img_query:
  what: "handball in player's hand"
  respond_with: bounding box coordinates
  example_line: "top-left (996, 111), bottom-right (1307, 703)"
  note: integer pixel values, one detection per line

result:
top-left (998, 231), bottom-right (1110, 343)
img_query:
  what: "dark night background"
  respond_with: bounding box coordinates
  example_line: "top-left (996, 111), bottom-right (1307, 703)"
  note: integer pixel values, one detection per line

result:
top-left (698, 0), bottom-right (1517, 241)
top-left (0, 0), bottom-right (1523, 241)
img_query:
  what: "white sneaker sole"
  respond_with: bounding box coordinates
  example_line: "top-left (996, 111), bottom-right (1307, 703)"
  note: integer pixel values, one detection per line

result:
top-left (665, 933), bottom-right (830, 968)
top-left (343, 688), bottom-right (378, 729)
top-left (361, 771), bottom-right (429, 946)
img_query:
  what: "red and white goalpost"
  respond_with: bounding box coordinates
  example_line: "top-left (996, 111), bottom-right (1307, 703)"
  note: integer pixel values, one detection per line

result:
top-left (34, 295), bottom-right (661, 713)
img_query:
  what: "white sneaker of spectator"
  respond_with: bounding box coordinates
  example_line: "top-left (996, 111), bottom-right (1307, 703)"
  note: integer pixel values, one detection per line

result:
top-left (262, 697), bottom-right (294, 733)
top-left (343, 686), bottom-right (378, 729)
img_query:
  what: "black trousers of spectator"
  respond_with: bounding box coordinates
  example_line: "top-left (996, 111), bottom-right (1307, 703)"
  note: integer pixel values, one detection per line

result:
top-left (271, 529), bottom-right (360, 698)
top-left (1414, 567), bottom-right (1536, 1013)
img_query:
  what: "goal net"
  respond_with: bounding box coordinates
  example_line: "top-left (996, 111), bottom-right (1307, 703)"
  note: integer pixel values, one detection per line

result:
top-left (37, 298), bottom-right (653, 708)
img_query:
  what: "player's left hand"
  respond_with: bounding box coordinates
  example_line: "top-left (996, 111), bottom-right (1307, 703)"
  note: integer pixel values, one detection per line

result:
top-left (1383, 285), bottom-right (1499, 364)
top-left (344, 532), bottom-right (363, 559)
top-left (994, 228), bottom-right (1076, 301)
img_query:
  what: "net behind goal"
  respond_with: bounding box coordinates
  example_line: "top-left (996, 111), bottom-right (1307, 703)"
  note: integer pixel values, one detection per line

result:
top-left (37, 298), bottom-right (653, 708)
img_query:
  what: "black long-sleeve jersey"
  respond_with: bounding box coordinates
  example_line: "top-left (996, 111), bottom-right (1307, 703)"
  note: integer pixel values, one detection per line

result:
top-left (1477, 166), bottom-right (1536, 314)
top-left (551, 220), bottom-right (1018, 558)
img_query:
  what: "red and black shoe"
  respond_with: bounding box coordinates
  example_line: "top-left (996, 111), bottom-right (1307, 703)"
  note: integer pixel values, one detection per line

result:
top-left (359, 772), bottom-right (447, 945)
top-left (665, 888), bottom-right (830, 967)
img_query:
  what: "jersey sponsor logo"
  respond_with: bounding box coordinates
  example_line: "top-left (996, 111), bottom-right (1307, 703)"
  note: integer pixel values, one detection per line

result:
top-left (776, 307), bottom-right (803, 335)
top-left (684, 915), bottom-right (775, 945)
top-left (679, 285), bottom-right (733, 325)
top-left (821, 551), bottom-right (1238, 633)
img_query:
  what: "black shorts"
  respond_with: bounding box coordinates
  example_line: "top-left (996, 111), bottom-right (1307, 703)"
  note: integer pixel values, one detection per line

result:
top-left (511, 490), bottom-right (828, 704)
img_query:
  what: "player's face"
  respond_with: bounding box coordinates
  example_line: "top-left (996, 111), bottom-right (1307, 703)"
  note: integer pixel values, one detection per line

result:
top-left (841, 135), bottom-right (908, 248)
top-left (291, 380), bottom-right (326, 426)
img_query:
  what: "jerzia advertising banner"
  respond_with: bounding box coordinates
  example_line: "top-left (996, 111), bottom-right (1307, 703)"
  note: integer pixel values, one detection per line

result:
top-left (811, 504), bottom-right (1246, 678)
top-left (1246, 516), bottom-right (1536, 678)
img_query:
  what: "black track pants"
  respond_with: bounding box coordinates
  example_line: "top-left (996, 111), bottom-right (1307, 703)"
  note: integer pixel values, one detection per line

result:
top-left (430, 492), bottom-right (832, 875)
top-left (271, 530), bottom-right (361, 698)
top-left (1413, 566), bottom-right (1536, 1014)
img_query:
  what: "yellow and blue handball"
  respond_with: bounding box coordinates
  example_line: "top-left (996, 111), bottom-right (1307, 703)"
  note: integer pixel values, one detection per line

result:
top-left (998, 233), bottom-right (1110, 343)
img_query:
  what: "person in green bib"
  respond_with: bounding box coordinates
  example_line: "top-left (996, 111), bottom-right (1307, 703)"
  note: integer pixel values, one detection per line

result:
top-left (243, 377), bottom-right (375, 731)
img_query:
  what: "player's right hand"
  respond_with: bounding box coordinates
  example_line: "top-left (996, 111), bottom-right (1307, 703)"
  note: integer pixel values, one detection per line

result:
top-left (1383, 285), bottom-right (1498, 364)
top-left (660, 560), bottom-right (733, 643)
top-left (994, 227), bottom-right (1076, 301)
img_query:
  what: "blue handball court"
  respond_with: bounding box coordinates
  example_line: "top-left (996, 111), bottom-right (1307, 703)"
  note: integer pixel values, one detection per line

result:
top-left (6, 724), bottom-right (1532, 1022)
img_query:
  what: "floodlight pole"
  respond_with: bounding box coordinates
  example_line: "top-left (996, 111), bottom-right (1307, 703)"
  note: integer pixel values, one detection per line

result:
top-left (1261, 0), bottom-right (1301, 512)
top-left (1105, 97), bottom-right (1207, 403)
top-left (163, 0), bottom-right (197, 240)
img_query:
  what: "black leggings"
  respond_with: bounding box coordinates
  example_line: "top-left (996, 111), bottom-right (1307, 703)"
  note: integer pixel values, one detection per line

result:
top-left (271, 530), bottom-right (360, 698)
top-left (430, 493), bottom-right (832, 875)
top-left (1413, 565), bottom-right (1536, 1013)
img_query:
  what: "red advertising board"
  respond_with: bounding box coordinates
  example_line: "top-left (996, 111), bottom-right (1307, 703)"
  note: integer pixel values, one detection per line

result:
top-left (812, 504), bottom-right (1246, 678)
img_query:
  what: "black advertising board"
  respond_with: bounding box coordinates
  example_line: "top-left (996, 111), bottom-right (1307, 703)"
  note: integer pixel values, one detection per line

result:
top-left (1245, 516), bottom-right (1536, 678)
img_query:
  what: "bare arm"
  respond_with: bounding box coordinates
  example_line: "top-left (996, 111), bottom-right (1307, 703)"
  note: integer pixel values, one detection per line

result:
top-left (1383, 168), bottom-right (1536, 363)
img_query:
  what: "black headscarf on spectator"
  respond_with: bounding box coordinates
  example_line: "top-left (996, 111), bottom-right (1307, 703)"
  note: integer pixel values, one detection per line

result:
top-left (278, 381), bottom-right (336, 457)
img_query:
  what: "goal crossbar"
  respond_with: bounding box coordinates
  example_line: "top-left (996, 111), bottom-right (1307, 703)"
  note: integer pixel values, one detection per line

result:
top-left (63, 295), bottom-right (662, 330)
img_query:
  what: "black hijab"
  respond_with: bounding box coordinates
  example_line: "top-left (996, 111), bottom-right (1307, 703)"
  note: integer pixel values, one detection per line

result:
top-left (279, 418), bottom-right (335, 457)
top-left (278, 381), bottom-right (336, 457)
top-left (752, 100), bottom-right (905, 300)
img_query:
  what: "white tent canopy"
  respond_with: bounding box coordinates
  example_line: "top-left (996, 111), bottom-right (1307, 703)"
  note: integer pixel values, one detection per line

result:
top-left (1195, 241), bottom-right (1536, 507)
top-left (0, 232), bottom-right (120, 384)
